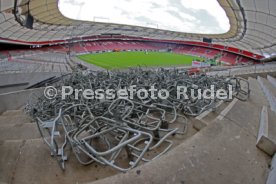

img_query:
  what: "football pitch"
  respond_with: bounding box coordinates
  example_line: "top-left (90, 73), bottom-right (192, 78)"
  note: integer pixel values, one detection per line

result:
top-left (78, 51), bottom-right (203, 69)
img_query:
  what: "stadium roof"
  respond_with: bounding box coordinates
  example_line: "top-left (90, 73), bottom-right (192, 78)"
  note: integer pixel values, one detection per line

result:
top-left (0, 0), bottom-right (275, 56)
top-left (59, 0), bottom-right (230, 34)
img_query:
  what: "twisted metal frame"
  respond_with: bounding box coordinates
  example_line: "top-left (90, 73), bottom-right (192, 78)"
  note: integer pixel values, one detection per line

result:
top-left (25, 68), bottom-right (249, 172)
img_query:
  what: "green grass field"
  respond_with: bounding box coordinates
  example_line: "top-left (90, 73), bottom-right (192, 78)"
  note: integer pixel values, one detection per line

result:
top-left (78, 51), bottom-right (202, 69)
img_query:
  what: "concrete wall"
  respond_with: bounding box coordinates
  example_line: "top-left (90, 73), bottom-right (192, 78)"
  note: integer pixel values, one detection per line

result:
top-left (0, 72), bottom-right (61, 94)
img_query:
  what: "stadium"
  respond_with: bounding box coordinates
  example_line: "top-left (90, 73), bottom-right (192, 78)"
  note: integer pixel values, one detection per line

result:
top-left (0, 0), bottom-right (276, 184)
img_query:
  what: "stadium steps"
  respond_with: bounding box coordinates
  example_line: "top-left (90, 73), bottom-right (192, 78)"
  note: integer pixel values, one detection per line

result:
top-left (0, 109), bottom-right (121, 184)
top-left (267, 75), bottom-right (276, 88)
top-left (1, 110), bottom-right (269, 184)
top-left (0, 108), bottom-right (198, 184)
top-left (0, 110), bottom-right (32, 126)
top-left (91, 99), bottom-right (270, 184)
top-left (0, 110), bottom-right (40, 141)
top-left (87, 76), bottom-right (272, 184)
top-left (248, 77), bottom-right (270, 107)
top-left (0, 138), bottom-right (120, 184)
top-left (266, 153), bottom-right (276, 184)
top-left (193, 101), bottom-right (230, 131)
top-left (0, 76), bottom-right (273, 184)
top-left (257, 76), bottom-right (276, 112)
top-left (217, 77), bottom-right (271, 137)
top-left (193, 76), bottom-right (264, 131)
top-left (256, 106), bottom-right (276, 156)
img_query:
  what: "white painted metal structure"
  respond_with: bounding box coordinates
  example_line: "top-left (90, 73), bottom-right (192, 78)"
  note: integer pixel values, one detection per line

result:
top-left (0, 0), bottom-right (275, 56)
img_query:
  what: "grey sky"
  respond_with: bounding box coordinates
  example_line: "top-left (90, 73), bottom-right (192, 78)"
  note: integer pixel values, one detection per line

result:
top-left (59, 0), bottom-right (230, 34)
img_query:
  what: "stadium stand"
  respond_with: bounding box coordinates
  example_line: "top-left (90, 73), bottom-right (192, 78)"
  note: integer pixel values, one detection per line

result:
top-left (0, 52), bottom-right (71, 74)
top-left (0, 40), bottom-right (257, 67)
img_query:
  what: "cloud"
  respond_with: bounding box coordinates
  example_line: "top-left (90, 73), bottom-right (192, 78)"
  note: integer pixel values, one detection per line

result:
top-left (59, 0), bottom-right (230, 34)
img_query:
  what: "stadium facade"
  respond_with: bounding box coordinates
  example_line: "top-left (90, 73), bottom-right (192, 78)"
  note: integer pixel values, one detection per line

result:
top-left (0, 0), bottom-right (275, 58)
